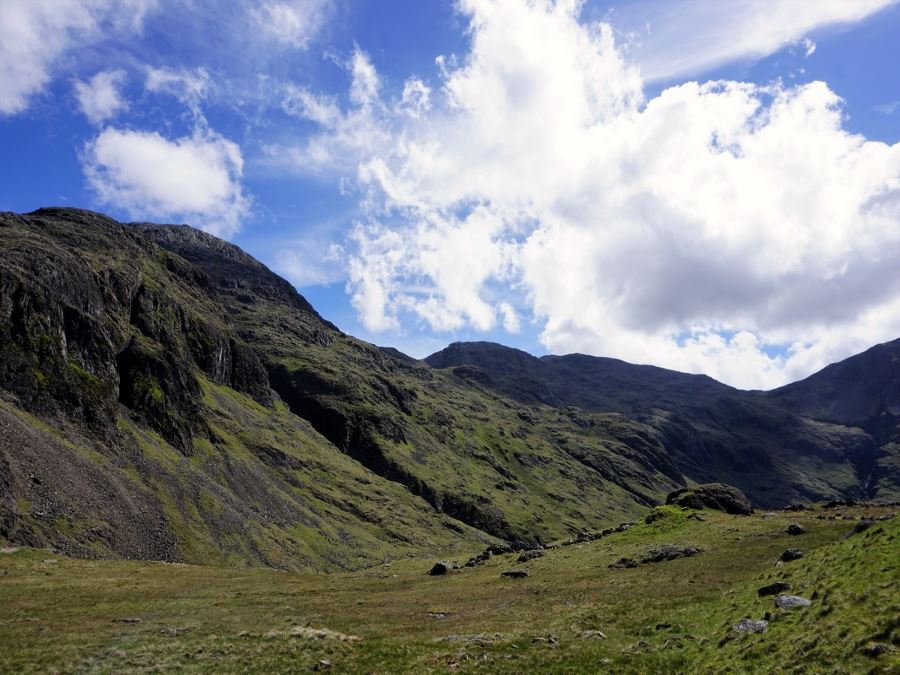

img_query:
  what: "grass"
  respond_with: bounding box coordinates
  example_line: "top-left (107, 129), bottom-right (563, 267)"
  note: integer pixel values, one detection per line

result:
top-left (1, 505), bottom-right (896, 673)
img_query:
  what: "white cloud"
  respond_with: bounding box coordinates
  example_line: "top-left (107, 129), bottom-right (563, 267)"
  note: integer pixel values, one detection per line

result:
top-left (400, 78), bottom-right (432, 118)
top-left (74, 69), bottom-right (128, 124)
top-left (292, 0), bottom-right (900, 390)
top-left (275, 241), bottom-right (345, 287)
top-left (0, 0), bottom-right (156, 116)
top-left (145, 66), bottom-right (212, 118)
top-left (801, 38), bottom-right (817, 58)
top-left (268, 47), bottom-right (392, 176)
top-left (875, 101), bottom-right (900, 115)
top-left (83, 127), bottom-right (249, 237)
top-left (613, 0), bottom-right (894, 81)
top-left (250, 0), bottom-right (329, 50)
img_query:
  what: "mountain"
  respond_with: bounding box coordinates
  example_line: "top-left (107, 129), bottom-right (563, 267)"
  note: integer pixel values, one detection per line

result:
top-left (769, 339), bottom-right (900, 500)
top-left (0, 208), bottom-right (897, 571)
top-left (426, 342), bottom-right (893, 505)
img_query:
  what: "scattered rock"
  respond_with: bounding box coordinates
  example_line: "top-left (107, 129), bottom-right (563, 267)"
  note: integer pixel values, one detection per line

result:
top-left (517, 550), bottom-right (544, 563)
top-left (0, 547), bottom-right (20, 554)
top-left (775, 594), bottom-right (811, 609)
top-left (501, 569), bottom-right (529, 579)
top-left (732, 619), bottom-right (768, 634)
top-left (863, 642), bottom-right (892, 658)
top-left (608, 557), bottom-right (639, 569)
top-left (849, 520), bottom-right (875, 536)
top-left (641, 544), bottom-right (702, 563)
top-left (314, 659), bottom-right (332, 670)
top-left (114, 617), bottom-right (142, 624)
top-left (286, 626), bottom-right (360, 642)
top-left (665, 483), bottom-right (753, 515)
top-left (761, 512), bottom-right (777, 519)
top-left (438, 634), bottom-right (503, 646)
top-left (160, 626), bottom-right (191, 636)
top-left (429, 561), bottom-right (451, 576)
top-left (779, 548), bottom-right (804, 562)
top-left (787, 523), bottom-right (807, 535)
top-left (531, 635), bottom-right (558, 646)
top-left (758, 581), bottom-right (792, 596)
top-left (580, 630), bottom-right (607, 640)
top-left (688, 512), bottom-right (708, 521)
top-left (785, 503), bottom-right (807, 511)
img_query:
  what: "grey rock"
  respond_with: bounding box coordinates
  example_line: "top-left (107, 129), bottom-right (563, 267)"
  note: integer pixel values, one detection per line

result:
top-left (732, 619), bottom-right (768, 634)
top-left (517, 550), bottom-right (544, 563)
top-left (501, 569), bottom-right (529, 578)
top-left (786, 523), bottom-right (807, 535)
top-left (665, 483), bottom-right (753, 515)
top-left (780, 548), bottom-right (804, 562)
top-left (775, 594), bottom-right (811, 609)
top-left (429, 561), bottom-right (451, 576)
top-left (758, 581), bottom-right (791, 596)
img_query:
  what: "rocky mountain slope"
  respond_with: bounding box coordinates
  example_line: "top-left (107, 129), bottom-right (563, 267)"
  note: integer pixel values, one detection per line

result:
top-left (426, 341), bottom-right (893, 504)
top-left (1, 208), bottom-right (897, 569)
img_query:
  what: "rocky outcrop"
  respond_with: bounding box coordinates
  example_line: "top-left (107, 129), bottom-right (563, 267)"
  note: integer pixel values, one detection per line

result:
top-left (665, 483), bottom-right (754, 515)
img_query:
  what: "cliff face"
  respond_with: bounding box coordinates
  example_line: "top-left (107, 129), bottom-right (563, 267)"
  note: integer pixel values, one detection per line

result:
top-left (0, 208), bottom-right (895, 570)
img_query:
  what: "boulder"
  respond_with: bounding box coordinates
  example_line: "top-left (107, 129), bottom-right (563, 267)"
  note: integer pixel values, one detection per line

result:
top-left (758, 581), bottom-right (791, 596)
top-left (786, 523), bottom-right (807, 535)
top-left (775, 594), bottom-right (811, 609)
top-left (429, 561), bottom-right (451, 576)
top-left (501, 569), bottom-right (529, 578)
top-left (849, 520), bottom-right (875, 536)
top-left (732, 619), bottom-right (768, 634)
top-left (642, 544), bottom-right (702, 563)
top-left (779, 548), bottom-right (804, 562)
top-left (665, 483), bottom-right (753, 515)
top-left (517, 550), bottom-right (544, 563)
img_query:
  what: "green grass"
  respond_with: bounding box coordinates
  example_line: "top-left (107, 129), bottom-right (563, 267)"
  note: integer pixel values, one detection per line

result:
top-left (1, 506), bottom-right (896, 673)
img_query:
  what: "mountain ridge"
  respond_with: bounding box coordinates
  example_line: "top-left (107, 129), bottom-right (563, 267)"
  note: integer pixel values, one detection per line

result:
top-left (1, 207), bottom-right (897, 572)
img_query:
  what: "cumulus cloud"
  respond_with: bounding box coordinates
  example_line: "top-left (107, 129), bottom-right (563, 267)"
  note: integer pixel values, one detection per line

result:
top-left (613, 0), bottom-right (894, 81)
top-left (83, 127), bottom-right (249, 237)
top-left (74, 69), bottom-right (128, 124)
top-left (285, 0), bottom-right (900, 389)
top-left (250, 0), bottom-right (330, 50)
top-left (0, 0), bottom-right (156, 116)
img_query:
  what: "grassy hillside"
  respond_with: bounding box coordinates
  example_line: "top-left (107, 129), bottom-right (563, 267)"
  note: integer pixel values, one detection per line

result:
top-left (1, 504), bottom-right (895, 673)
top-left (2, 207), bottom-right (899, 571)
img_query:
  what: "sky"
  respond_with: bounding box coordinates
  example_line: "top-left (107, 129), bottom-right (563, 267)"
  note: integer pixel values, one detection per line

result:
top-left (1, 0), bottom-right (899, 390)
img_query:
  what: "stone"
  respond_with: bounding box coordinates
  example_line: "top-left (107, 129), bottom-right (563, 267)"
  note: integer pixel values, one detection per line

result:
top-left (849, 520), bottom-right (875, 536)
top-left (501, 569), bottom-right (529, 578)
top-left (429, 561), bottom-right (451, 576)
top-left (517, 550), bottom-right (544, 563)
top-left (641, 544), bottom-right (702, 563)
top-left (758, 581), bottom-right (792, 596)
top-left (580, 630), bottom-right (607, 640)
top-left (732, 619), bottom-right (768, 634)
top-left (863, 643), bottom-right (891, 658)
top-left (779, 548), bottom-right (804, 562)
top-left (775, 594), bottom-right (811, 609)
top-left (787, 523), bottom-right (807, 535)
top-left (665, 483), bottom-right (753, 515)
top-left (608, 557), bottom-right (639, 569)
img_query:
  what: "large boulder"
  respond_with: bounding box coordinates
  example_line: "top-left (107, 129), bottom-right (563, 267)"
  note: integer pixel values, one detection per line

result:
top-left (665, 483), bottom-right (753, 515)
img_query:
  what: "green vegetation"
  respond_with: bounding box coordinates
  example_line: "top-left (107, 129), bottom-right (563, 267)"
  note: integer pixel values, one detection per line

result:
top-left (1, 506), bottom-right (895, 673)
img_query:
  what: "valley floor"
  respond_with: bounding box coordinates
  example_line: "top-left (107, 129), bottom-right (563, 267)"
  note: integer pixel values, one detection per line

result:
top-left (1, 505), bottom-right (897, 673)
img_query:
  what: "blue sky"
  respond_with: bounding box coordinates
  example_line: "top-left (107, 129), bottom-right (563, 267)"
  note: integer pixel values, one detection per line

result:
top-left (1, 0), bottom-right (898, 389)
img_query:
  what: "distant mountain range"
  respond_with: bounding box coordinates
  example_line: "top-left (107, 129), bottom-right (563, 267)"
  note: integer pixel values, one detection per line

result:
top-left (1, 208), bottom-right (896, 569)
